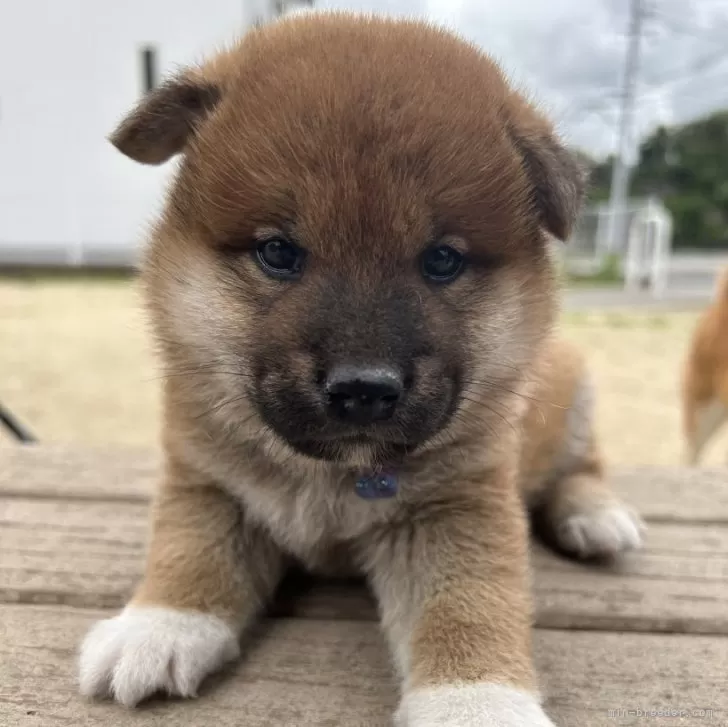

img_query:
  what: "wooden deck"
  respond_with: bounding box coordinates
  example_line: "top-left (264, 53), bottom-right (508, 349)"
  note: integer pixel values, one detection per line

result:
top-left (1, 445), bottom-right (726, 726)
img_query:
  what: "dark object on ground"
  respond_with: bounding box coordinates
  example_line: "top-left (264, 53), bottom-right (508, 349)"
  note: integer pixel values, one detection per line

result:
top-left (0, 403), bottom-right (36, 443)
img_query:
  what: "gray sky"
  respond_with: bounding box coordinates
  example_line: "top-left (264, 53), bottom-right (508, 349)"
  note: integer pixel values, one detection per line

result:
top-left (320, 0), bottom-right (728, 159)
top-left (4, 0), bottom-right (728, 162)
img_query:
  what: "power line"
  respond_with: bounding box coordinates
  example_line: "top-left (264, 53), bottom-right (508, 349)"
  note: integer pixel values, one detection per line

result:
top-left (648, 4), bottom-right (728, 44)
top-left (554, 2), bottom-right (728, 163)
top-left (564, 25), bottom-right (728, 131)
top-left (640, 46), bottom-right (728, 90)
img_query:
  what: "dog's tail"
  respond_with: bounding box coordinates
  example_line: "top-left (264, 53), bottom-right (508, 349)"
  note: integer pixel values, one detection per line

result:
top-left (716, 266), bottom-right (728, 302)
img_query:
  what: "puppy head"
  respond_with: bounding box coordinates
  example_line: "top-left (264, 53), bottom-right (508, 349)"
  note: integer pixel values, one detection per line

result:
top-left (114, 14), bottom-right (585, 466)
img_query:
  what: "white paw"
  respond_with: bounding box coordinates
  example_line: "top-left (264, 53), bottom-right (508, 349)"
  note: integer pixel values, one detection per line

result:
top-left (396, 683), bottom-right (556, 726)
top-left (79, 606), bottom-right (240, 707)
top-left (556, 502), bottom-right (645, 559)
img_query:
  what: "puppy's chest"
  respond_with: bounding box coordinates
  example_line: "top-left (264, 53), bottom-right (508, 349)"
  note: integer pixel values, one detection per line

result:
top-left (230, 471), bottom-right (401, 569)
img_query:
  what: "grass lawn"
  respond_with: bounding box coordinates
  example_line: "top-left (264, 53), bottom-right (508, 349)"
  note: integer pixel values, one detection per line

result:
top-left (1, 274), bottom-right (726, 467)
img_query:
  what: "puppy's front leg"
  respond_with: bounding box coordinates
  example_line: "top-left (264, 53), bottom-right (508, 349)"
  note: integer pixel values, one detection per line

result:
top-left (364, 473), bottom-right (554, 727)
top-left (79, 458), bottom-right (284, 707)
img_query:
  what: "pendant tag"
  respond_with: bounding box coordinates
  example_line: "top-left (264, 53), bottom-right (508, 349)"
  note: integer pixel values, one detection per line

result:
top-left (355, 471), bottom-right (398, 499)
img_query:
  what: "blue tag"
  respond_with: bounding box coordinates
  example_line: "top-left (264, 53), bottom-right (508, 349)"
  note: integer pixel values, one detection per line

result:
top-left (355, 471), bottom-right (398, 499)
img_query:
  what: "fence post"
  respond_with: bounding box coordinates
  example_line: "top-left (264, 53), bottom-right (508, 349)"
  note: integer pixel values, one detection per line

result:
top-left (624, 210), bottom-right (642, 293)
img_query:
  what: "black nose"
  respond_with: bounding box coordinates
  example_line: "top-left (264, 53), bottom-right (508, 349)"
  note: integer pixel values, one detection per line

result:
top-left (324, 364), bottom-right (404, 424)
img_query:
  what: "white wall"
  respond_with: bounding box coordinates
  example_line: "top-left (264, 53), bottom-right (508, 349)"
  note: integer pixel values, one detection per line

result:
top-left (0, 0), bottom-right (277, 264)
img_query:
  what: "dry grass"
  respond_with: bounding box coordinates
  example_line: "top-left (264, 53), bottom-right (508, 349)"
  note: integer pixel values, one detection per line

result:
top-left (561, 310), bottom-right (727, 467)
top-left (1, 276), bottom-right (160, 449)
top-left (1, 275), bottom-right (726, 466)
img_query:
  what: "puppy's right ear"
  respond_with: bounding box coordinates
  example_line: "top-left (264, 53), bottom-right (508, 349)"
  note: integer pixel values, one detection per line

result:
top-left (109, 74), bottom-right (221, 165)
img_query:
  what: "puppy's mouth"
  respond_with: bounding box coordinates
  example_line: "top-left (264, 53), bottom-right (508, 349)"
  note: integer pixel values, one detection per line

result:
top-left (284, 432), bottom-right (414, 464)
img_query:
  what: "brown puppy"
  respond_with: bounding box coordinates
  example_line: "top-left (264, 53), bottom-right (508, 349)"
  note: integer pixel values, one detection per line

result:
top-left (683, 267), bottom-right (728, 464)
top-left (78, 12), bottom-right (640, 726)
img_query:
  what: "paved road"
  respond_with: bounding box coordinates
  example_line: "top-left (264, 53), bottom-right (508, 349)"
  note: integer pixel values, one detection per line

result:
top-left (563, 288), bottom-right (713, 311)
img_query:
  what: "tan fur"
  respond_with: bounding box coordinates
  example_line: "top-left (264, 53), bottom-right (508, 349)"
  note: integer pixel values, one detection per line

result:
top-left (77, 13), bottom-right (637, 724)
top-left (520, 336), bottom-right (602, 498)
top-left (682, 267), bottom-right (728, 464)
top-left (519, 337), bottom-right (642, 554)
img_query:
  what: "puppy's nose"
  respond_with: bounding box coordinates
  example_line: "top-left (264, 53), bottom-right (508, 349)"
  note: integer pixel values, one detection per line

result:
top-left (324, 364), bottom-right (403, 424)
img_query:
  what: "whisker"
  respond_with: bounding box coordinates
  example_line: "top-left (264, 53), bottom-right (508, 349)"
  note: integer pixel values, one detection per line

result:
top-left (150, 370), bottom-right (253, 382)
top-left (194, 394), bottom-right (250, 420)
top-left (460, 379), bottom-right (565, 410)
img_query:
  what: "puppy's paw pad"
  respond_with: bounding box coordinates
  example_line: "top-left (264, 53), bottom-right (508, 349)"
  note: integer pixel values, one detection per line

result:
top-left (79, 606), bottom-right (239, 707)
top-left (557, 502), bottom-right (645, 558)
top-left (397, 683), bottom-right (555, 726)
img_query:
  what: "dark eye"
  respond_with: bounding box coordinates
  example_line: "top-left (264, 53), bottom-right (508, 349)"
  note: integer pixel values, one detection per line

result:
top-left (420, 244), bottom-right (464, 283)
top-left (255, 237), bottom-right (305, 280)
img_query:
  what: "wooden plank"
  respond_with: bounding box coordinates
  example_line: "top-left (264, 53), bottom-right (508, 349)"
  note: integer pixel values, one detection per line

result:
top-left (2, 496), bottom-right (728, 634)
top-left (0, 604), bottom-right (396, 727)
top-left (0, 444), bottom-right (158, 502)
top-left (0, 604), bottom-right (725, 727)
top-left (614, 465), bottom-right (728, 523)
top-left (0, 498), bottom-right (147, 608)
top-left (2, 446), bottom-right (728, 522)
top-left (533, 523), bottom-right (728, 632)
top-left (277, 530), bottom-right (728, 634)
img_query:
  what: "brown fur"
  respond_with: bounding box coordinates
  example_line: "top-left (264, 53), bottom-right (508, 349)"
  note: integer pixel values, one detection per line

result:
top-left (520, 337), bottom-right (636, 551)
top-left (81, 12), bottom-right (636, 720)
top-left (682, 267), bottom-right (728, 464)
top-left (520, 336), bottom-right (602, 496)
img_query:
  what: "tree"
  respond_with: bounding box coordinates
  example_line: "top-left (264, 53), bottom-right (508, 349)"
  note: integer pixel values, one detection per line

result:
top-left (587, 110), bottom-right (728, 249)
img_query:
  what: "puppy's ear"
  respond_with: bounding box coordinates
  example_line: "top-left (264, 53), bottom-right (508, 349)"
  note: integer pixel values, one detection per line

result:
top-left (109, 74), bottom-right (221, 165)
top-left (509, 125), bottom-right (587, 241)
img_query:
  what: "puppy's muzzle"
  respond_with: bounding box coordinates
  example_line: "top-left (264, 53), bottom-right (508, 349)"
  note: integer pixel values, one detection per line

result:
top-left (324, 363), bottom-right (404, 425)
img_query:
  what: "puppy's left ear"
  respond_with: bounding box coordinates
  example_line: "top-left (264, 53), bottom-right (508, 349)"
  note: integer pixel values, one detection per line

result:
top-left (509, 125), bottom-right (588, 242)
top-left (109, 73), bottom-right (221, 165)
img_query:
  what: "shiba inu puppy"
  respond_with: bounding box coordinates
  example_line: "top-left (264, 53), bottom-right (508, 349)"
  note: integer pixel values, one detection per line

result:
top-left (683, 267), bottom-right (728, 465)
top-left (79, 12), bottom-right (642, 726)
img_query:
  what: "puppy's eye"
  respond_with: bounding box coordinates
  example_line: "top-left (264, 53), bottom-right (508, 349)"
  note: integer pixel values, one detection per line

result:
top-left (255, 237), bottom-right (305, 280)
top-left (420, 244), bottom-right (464, 283)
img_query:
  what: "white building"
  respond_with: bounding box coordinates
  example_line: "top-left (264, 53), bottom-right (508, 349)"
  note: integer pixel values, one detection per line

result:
top-left (0, 0), bottom-right (312, 267)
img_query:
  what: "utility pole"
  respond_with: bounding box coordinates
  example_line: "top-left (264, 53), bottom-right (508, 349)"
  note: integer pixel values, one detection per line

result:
top-left (605, 0), bottom-right (645, 253)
